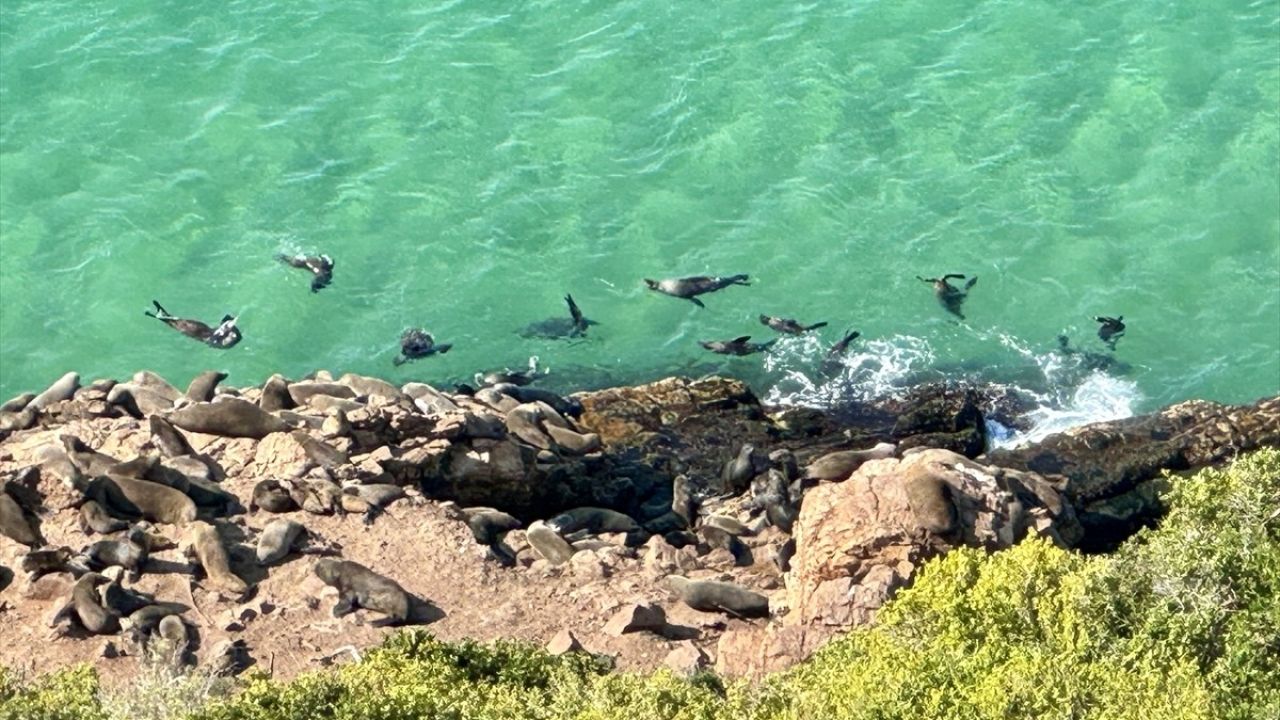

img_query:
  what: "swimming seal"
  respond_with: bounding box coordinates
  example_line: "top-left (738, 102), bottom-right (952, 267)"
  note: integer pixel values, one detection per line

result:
top-left (167, 398), bottom-right (289, 439)
top-left (185, 522), bottom-right (250, 596)
top-left (1094, 315), bottom-right (1126, 349)
top-left (759, 315), bottom-right (828, 335)
top-left (277, 253), bottom-right (334, 292)
top-left (520, 294), bottom-right (597, 339)
top-left (644, 274), bottom-right (750, 308)
top-left (917, 274), bottom-right (978, 319)
top-left (819, 328), bottom-right (862, 376)
top-left (313, 558), bottom-right (411, 624)
top-left (186, 371), bottom-right (229, 402)
top-left (394, 328), bottom-right (452, 365)
top-left (668, 576), bottom-right (769, 618)
top-left (144, 301), bottom-right (242, 348)
top-left (699, 336), bottom-right (776, 356)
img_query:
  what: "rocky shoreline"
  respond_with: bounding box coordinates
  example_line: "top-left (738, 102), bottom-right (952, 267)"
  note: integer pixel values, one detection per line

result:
top-left (0, 369), bottom-right (1276, 682)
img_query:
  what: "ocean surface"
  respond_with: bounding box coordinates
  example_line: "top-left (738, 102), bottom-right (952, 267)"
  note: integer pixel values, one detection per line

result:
top-left (2, 0), bottom-right (1278, 445)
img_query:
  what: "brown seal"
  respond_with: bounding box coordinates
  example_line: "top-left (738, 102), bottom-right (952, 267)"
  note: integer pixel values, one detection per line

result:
top-left (668, 576), bottom-right (769, 618)
top-left (644, 274), bottom-right (749, 308)
top-left (185, 522), bottom-right (250, 596)
top-left (313, 558), bottom-right (410, 623)
top-left (186, 371), bottom-right (229, 402)
top-left (52, 573), bottom-right (119, 634)
top-left (167, 398), bottom-right (289, 439)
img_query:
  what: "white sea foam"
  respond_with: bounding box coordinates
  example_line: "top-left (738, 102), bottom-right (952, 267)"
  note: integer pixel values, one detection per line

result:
top-left (991, 371), bottom-right (1141, 449)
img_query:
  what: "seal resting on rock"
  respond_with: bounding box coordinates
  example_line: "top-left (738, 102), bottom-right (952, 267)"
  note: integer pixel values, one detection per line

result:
top-left (668, 576), bottom-right (769, 618)
top-left (251, 479), bottom-right (299, 513)
top-left (803, 442), bottom-right (897, 482)
top-left (184, 522), bottom-right (249, 596)
top-left (166, 398), bottom-right (288, 439)
top-left (186, 371), bottom-right (229, 402)
top-left (256, 518), bottom-right (306, 566)
top-left (548, 507), bottom-right (639, 534)
top-left (144, 301), bottom-right (242, 348)
top-left (313, 558), bottom-right (410, 624)
top-left (52, 573), bottom-right (119, 634)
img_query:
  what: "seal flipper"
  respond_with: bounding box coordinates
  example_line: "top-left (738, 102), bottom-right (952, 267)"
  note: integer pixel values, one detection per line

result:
top-left (805, 321), bottom-right (829, 331)
top-left (688, 297), bottom-right (706, 308)
top-left (732, 336), bottom-right (752, 344)
top-left (725, 274), bottom-right (750, 286)
top-left (332, 596), bottom-right (356, 618)
top-left (964, 276), bottom-right (978, 290)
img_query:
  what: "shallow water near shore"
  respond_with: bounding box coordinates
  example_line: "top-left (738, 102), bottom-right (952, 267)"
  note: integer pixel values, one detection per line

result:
top-left (2, 1), bottom-right (1277, 431)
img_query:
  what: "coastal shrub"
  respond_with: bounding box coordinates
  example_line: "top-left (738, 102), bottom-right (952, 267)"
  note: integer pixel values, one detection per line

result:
top-left (784, 447), bottom-right (1280, 720)
top-left (0, 664), bottom-right (104, 720)
top-left (3, 449), bottom-right (1276, 720)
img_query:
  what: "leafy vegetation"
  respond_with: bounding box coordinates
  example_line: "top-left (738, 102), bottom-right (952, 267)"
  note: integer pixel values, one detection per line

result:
top-left (4, 449), bottom-right (1277, 720)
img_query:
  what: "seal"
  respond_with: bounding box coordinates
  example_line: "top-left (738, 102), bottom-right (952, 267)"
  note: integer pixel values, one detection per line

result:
top-left (394, 328), bottom-right (452, 365)
top-left (904, 473), bottom-right (956, 534)
top-left (277, 253), bottom-right (334, 292)
top-left (672, 474), bottom-right (695, 527)
top-left (489, 383), bottom-right (582, 418)
top-left (144, 301), bottom-right (242, 348)
top-left (148, 415), bottom-right (196, 458)
top-left (803, 442), bottom-right (896, 482)
top-left (0, 485), bottom-right (42, 547)
top-left (668, 576), bottom-right (769, 618)
top-left (644, 274), bottom-right (749, 308)
top-left (81, 526), bottom-right (148, 580)
top-left (52, 573), bottom-right (119, 634)
top-left (186, 371), bottom-right (229, 402)
top-left (0, 392), bottom-right (34, 413)
top-left (1094, 315), bottom-right (1126, 349)
top-left (759, 315), bottom-right (828, 335)
top-left (917, 274), bottom-right (978, 319)
top-left (475, 356), bottom-right (547, 388)
top-left (90, 474), bottom-right (198, 525)
top-left (1055, 335), bottom-right (1130, 373)
top-left (185, 522), bottom-right (250, 596)
top-left (313, 558), bottom-right (411, 624)
top-left (520, 295), bottom-right (597, 339)
top-left (251, 479), bottom-right (299, 513)
top-left (547, 507), bottom-right (639, 534)
top-left (80, 499), bottom-right (130, 534)
top-left (167, 398), bottom-right (289, 439)
top-left (20, 546), bottom-right (74, 581)
top-left (259, 374), bottom-right (295, 412)
top-left (29, 371), bottom-right (80, 411)
top-left (819, 328), bottom-right (861, 376)
top-left (720, 443), bottom-right (758, 493)
top-left (441, 504), bottom-right (522, 545)
top-left (526, 520), bottom-right (575, 565)
top-left (256, 518), bottom-right (306, 565)
top-left (699, 336), bottom-right (776, 356)
top-left (61, 435), bottom-right (121, 477)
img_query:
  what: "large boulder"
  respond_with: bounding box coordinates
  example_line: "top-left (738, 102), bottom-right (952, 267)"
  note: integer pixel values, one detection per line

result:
top-left (786, 449), bottom-right (1077, 630)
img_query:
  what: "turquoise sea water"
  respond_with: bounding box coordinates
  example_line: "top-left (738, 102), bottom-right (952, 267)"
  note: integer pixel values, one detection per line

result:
top-left (2, 1), bottom-right (1278, 435)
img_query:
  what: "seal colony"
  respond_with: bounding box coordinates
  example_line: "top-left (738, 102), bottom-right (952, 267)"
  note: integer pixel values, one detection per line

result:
top-left (0, 364), bottom-right (1274, 681)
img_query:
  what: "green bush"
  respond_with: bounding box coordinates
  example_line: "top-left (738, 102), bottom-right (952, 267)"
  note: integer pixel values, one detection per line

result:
top-left (3, 449), bottom-right (1276, 720)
